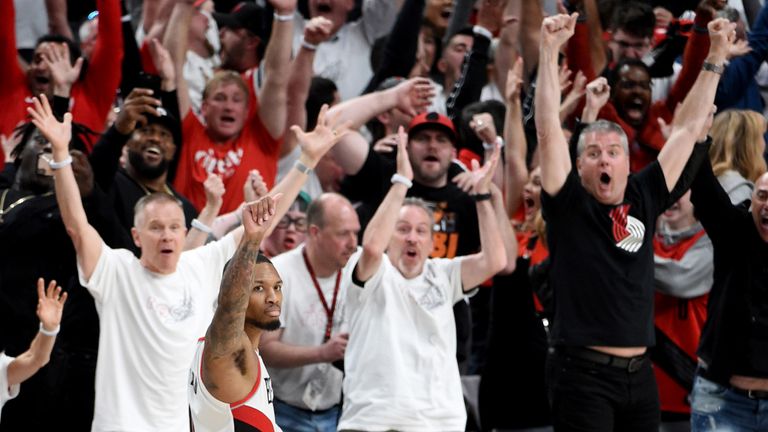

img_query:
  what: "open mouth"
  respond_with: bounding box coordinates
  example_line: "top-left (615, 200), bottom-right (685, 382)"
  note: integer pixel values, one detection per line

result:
top-left (440, 7), bottom-right (452, 19)
top-left (35, 76), bottom-right (50, 85)
top-left (405, 248), bottom-right (418, 259)
top-left (161, 248), bottom-right (174, 255)
top-left (600, 173), bottom-right (611, 185)
top-left (624, 98), bottom-right (645, 121)
top-left (424, 155), bottom-right (439, 163)
top-left (282, 237), bottom-right (296, 249)
top-left (317, 3), bottom-right (332, 13)
top-left (220, 115), bottom-right (236, 125)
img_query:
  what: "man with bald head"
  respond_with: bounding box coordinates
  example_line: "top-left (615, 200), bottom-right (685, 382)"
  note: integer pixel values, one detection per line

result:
top-left (260, 193), bottom-right (361, 432)
top-left (688, 161), bottom-right (768, 430)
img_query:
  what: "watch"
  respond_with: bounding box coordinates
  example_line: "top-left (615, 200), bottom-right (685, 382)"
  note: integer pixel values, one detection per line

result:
top-left (702, 62), bottom-right (724, 75)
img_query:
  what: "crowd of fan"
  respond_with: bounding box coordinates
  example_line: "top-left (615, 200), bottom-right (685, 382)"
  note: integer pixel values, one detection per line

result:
top-left (0, 0), bottom-right (767, 431)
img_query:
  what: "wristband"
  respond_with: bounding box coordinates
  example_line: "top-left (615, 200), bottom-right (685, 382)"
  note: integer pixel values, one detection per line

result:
top-left (472, 193), bottom-right (492, 202)
top-left (274, 12), bottom-right (294, 22)
top-left (473, 25), bottom-right (492, 40)
top-left (48, 156), bottom-right (73, 170)
top-left (391, 173), bottom-right (413, 188)
top-left (39, 322), bottom-right (60, 337)
top-left (301, 38), bottom-right (318, 51)
top-left (191, 218), bottom-right (213, 234)
top-left (483, 136), bottom-right (504, 151)
top-left (294, 160), bottom-right (312, 174)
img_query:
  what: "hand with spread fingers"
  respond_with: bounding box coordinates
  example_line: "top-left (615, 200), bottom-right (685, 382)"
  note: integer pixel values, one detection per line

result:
top-left (290, 104), bottom-right (352, 168)
top-left (113, 88), bottom-right (163, 135)
top-left (148, 38), bottom-right (176, 90)
top-left (43, 42), bottom-right (84, 97)
top-left (36, 278), bottom-right (67, 335)
top-left (27, 95), bottom-right (72, 154)
top-left (394, 77), bottom-right (435, 117)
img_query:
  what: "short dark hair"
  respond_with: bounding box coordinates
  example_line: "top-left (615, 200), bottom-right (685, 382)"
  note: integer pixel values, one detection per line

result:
top-left (609, 3), bottom-right (655, 39)
top-left (35, 34), bottom-right (82, 64)
top-left (306, 77), bottom-right (338, 130)
top-left (608, 58), bottom-right (651, 88)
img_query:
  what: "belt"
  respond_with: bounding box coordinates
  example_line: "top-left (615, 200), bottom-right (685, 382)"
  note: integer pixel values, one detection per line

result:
top-left (560, 346), bottom-right (648, 373)
top-left (730, 387), bottom-right (768, 400)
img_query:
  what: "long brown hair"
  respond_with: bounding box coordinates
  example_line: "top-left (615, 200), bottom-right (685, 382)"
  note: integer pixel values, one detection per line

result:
top-left (709, 109), bottom-right (767, 182)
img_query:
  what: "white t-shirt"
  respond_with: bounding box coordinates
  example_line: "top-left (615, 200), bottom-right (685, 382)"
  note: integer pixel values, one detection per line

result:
top-left (0, 353), bottom-right (20, 421)
top-left (292, 0), bottom-right (398, 100)
top-left (188, 339), bottom-right (282, 432)
top-left (338, 255), bottom-right (467, 432)
top-left (79, 234), bottom-right (237, 432)
top-left (269, 246), bottom-right (361, 411)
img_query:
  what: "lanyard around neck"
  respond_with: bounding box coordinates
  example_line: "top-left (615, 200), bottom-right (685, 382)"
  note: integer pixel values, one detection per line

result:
top-left (302, 247), bottom-right (342, 341)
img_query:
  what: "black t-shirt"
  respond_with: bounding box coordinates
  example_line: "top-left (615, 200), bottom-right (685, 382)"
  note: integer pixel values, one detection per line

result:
top-left (341, 150), bottom-right (480, 258)
top-left (541, 162), bottom-right (669, 347)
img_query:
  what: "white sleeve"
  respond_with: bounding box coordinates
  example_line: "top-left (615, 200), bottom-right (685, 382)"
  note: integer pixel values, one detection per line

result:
top-left (360, 0), bottom-right (399, 43)
top-left (430, 257), bottom-right (466, 305)
top-left (0, 353), bottom-right (20, 411)
top-left (348, 253), bottom-right (389, 306)
top-left (77, 242), bottom-right (120, 305)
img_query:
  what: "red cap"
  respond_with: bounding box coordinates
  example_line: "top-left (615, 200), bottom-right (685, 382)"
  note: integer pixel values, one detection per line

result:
top-left (407, 112), bottom-right (457, 144)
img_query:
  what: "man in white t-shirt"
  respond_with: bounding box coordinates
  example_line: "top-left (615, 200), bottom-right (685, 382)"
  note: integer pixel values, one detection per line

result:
top-left (338, 128), bottom-right (508, 431)
top-left (260, 193), bottom-right (361, 432)
top-left (1, 278), bottom-right (67, 421)
top-left (188, 194), bottom-right (284, 432)
top-left (30, 92), bottom-right (350, 431)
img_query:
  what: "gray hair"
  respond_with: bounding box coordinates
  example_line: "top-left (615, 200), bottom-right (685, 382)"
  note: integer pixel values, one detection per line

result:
top-left (133, 193), bottom-right (184, 227)
top-left (576, 120), bottom-right (630, 157)
top-left (402, 197), bottom-right (435, 232)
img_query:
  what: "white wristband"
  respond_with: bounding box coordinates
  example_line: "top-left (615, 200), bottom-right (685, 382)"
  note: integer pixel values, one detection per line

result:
top-left (473, 25), bottom-right (493, 40)
top-left (48, 156), bottom-right (73, 170)
top-left (191, 218), bottom-right (213, 234)
top-left (391, 173), bottom-right (413, 189)
top-left (39, 322), bottom-right (60, 337)
top-left (274, 12), bottom-right (294, 22)
top-left (483, 136), bottom-right (504, 151)
top-left (301, 38), bottom-right (318, 51)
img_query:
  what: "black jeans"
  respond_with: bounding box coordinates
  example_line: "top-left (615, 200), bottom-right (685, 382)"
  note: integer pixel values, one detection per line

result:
top-left (546, 348), bottom-right (660, 432)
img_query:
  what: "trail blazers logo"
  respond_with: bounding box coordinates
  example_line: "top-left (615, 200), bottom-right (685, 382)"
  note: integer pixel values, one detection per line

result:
top-left (610, 204), bottom-right (645, 253)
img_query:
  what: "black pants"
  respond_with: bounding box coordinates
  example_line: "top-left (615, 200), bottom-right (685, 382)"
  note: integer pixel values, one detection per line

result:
top-left (546, 349), bottom-right (660, 432)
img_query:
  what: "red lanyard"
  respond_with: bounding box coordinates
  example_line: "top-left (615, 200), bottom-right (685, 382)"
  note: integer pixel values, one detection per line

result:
top-left (302, 248), bottom-right (341, 342)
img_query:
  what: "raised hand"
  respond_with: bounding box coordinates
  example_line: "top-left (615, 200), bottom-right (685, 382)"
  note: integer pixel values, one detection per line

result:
top-left (477, 0), bottom-right (510, 34)
top-left (583, 77), bottom-right (611, 121)
top-left (470, 112), bottom-right (498, 146)
top-left (148, 38), bottom-right (176, 89)
top-left (540, 13), bottom-right (578, 51)
top-left (727, 39), bottom-right (751, 60)
top-left (290, 104), bottom-right (352, 168)
top-left (113, 88), bottom-right (163, 135)
top-left (27, 96), bottom-right (72, 153)
top-left (36, 278), bottom-right (67, 334)
top-left (203, 173), bottom-right (225, 212)
top-left (560, 70), bottom-right (587, 122)
top-left (394, 126), bottom-right (413, 180)
top-left (394, 77), bottom-right (435, 117)
top-left (558, 61), bottom-right (573, 93)
top-left (471, 144), bottom-right (501, 195)
top-left (505, 56), bottom-right (524, 103)
top-left (303, 16), bottom-right (333, 45)
top-left (241, 193), bottom-right (283, 239)
top-left (243, 169), bottom-right (268, 203)
top-left (43, 42), bottom-right (84, 97)
top-left (373, 133), bottom-right (398, 154)
top-left (707, 18), bottom-right (738, 63)
top-left (268, 0), bottom-right (297, 15)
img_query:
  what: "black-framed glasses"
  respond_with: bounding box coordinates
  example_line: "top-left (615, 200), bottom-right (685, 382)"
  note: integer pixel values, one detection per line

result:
top-left (276, 215), bottom-right (307, 232)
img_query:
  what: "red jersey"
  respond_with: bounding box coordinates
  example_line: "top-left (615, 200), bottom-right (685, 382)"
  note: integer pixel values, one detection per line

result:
top-left (0, 0), bottom-right (123, 159)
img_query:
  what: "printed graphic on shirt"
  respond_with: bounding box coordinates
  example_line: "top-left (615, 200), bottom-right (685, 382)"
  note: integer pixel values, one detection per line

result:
top-left (431, 202), bottom-right (459, 258)
top-left (610, 204), bottom-right (645, 253)
top-left (194, 147), bottom-right (244, 179)
top-left (146, 294), bottom-right (194, 323)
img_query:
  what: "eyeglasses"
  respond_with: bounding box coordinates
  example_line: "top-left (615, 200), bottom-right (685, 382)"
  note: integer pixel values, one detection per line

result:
top-left (276, 215), bottom-right (307, 232)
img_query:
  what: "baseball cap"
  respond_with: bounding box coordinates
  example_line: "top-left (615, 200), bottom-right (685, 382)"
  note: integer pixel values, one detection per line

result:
top-left (213, 2), bottom-right (265, 36)
top-left (144, 107), bottom-right (182, 146)
top-left (407, 112), bottom-right (458, 144)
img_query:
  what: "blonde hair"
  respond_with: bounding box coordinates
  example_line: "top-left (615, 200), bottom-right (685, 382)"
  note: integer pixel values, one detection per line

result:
top-left (709, 109), bottom-right (767, 182)
top-left (202, 70), bottom-right (250, 104)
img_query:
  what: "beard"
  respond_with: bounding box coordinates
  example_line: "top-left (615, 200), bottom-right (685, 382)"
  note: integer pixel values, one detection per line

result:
top-left (247, 317), bottom-right (281, 331)
top-left (128, 149), bottom-right (169, 180)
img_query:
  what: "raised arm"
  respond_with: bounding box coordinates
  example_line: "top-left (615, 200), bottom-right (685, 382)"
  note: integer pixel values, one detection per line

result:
top-left (185, 174), bottom-right (225, 250)
top-left (657, 18), bottom-right (734, 191)
top-left (459, 148), bottom-right (508, 288)
top-left (163, 0), bottom-right (195, 119)
top-left (80, 0), bottom-right (123, 125)
top-left (355, 126), bottom-right (412, 282)
top-left (281, 16), bottom-right (333, 157)
top-left (257, 0), bottom-right (297, 139)
top-left (7, 279), bottom-right (67, 386)
top-left (503, 58), bottom-right (530, 217)
top-left (28, 97), bottom-right (104, 281)
top-left (202, 195), bottom-right (279, 403)
top-left (535, 14), bottom-right (577, 196)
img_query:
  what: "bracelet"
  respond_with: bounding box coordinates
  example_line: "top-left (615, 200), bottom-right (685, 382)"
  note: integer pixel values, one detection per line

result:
top-left (472, 193), bottom-right (492, 202)
top-left (39, 322), bottom-right (60, 337)
top-left (274, 12), bottom-right (294, 22)
top-left (191, 218), bottom-right (213, 234)
top-left (472, 25), bottom-right (492, 40)
top-left (391, 173), bottom-right (413, 188)
top-left (48, 156), bottom-right (73, 170)
top-left (483, 136), bottom-right (504, 151)
top-left (301, 39), bottom-right (318, 51)
top-left (702, 61), bottom-right (724, 75)
top-left (294, 160), bottom-right (312, 174)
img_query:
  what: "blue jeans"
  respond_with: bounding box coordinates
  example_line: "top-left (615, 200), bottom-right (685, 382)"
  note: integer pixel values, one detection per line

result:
top-left (690, 375), bottom-right (768, 432)
top-left (273, 399), bottom-right (340, 432)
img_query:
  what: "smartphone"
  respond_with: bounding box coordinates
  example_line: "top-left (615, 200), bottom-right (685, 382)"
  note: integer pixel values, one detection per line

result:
top-left (135, 72), bottom-right (162, 95)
